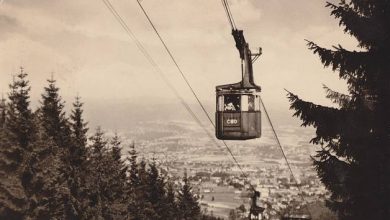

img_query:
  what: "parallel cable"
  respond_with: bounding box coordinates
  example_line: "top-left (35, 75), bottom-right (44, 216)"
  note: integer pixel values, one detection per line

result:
top-left (135, 0), bottom-right (311, 215)
top-left (260, 96), bottom-right (312, 215)
top-left (100, 0), bottom-right (236, 164)
top-left (136, 0), bottom-right (255, 190)
top-left (136, 0), bottom-right (213, 126)
top-left (223, 0), bottom-right (237, 29)
top-left (100, 0), bottom-right (219, 150)
top-left (221, 0), bottom-right (235, 30)
top-left (220, 0), bottom-right (312, 213)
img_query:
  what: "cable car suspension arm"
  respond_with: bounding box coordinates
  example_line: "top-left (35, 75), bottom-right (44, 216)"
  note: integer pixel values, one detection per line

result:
top-left (221, 0), bottom-right (236, 30)
top-left (136, 0), bottom-right (254, 189)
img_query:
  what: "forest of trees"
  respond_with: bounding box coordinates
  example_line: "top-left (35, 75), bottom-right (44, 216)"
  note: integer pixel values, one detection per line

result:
top-left (288, 1), bottom-right (390, 220)
top-left (2, 1), bottom-right (389, 220)
top-left (0, 68), bottom-right (222, 220)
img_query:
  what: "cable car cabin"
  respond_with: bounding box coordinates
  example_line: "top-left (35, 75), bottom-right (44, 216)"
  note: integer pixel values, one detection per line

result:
top-left (216, 29), bottom-right (262, 140)
top-left (216, 86), bottom-right (261, 140)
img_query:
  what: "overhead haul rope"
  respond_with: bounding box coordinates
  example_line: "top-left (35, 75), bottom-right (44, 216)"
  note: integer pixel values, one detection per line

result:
top-left (221, 0), bottom-right (312, 214)
top-left (221, 0), bottom-right (236, 30)
top-left (137, 0), bottom-right (312, 215)
top-left (136, 0), bottom-right (255, 191)
top-left (260, 97), bottom-right (312, 215)
top-left (99, 0), bottom-right (236, 166)
top-left (101, 0), bottom-right (251, 189)
top-left (222, 0), bottom-right (312, 215)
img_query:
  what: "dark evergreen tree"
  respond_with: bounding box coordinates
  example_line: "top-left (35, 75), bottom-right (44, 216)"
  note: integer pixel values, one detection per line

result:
top-left (0, 68), bottom-right (64, 219)
top-left (166, 180), bottom-right (178, 220)
top-left (25, 115), bottom-right (66, 219)
top-left (0, 68), bottom-right (34, 218)
top-left (86, 128), bottom-right (130, 219)
top-left (0, 69), bottom-right (216, 220)
top-left (147, 160), bottom-right (168, 220)
top-left (87, 127), bottom-right (109, 219)
top-left (0, 96), bottom-right (18, 218)
top-left (127, 143), bottom-right (139, 189)
top-left (126, 143), bottom-right (142, 219)
top-left (6, 67), bottom-right (35, 150)
top-left (40, 76), bottom-right (75, 218)
top-left (104, 134), bottom-right (128, 219)
top-left (136, 159), bottom-right (156, 219)
top-left (0, 95), bottom-right (6, 128)
top-left (40, 76), bottom-right (71, 148)
top-left (0, 128), bottom-right (27, 219)
top-left (67, 95), bottom-right (90, 219)
top-left (287, 1), bottom-right (390, 219)
top-left (70, 95), bottom-right (88, 158)
top-left (177, 172), bottom-right (201, 220)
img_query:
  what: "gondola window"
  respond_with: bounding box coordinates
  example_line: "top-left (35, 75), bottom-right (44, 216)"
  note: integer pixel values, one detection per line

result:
top-left (224, 95), bottom-right (240, 112)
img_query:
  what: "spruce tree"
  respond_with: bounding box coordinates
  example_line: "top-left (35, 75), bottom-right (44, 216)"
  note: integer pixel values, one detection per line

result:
top-left (0, 95), bottom-right (5, 128)
top-left (136, 159), bottom-right (156, 219)
top-left (87, 128), bottom-right (129, 219)
top-left (0, 68), bottom-right (34, 218)
top-left (0, 68), bottom-right (64, 219)
top-left (40, 76), bottom-right (71, 148)
top-left (40, 76), bottom-right (77, 218)
top-left (126, 143), bottom-right (140, 219)
top-left (70, 95), bottom-right (88, 162)
top-left (147, 160), bottom-right (168, 220)
top-left (177, 172), bottom-right (201, 220)
top-left (126, 143), bottom-right (140, 218)
top-left (67, 95), bottom-right (90, 219)
top-left (87, 127), bottom-right (109, 219)
top-left (287, 1), bottom-right (390, 219)
top-left (105, 134), bottom-right (128, 218)
top-left (6, 67), bottom-right (35, 150)
top-left (110, 135), bottom-right (128, 195)
top-left (110, 134), bottom-right (127, 180)
top-left (166, 181), bottom-right (178, 220)
top-left (127, 143), bottom-right (139, 188)
top-left (0, 128), bottom-right (27, 219)
top-left (126, 154), bottom-right (156, 219)
top-left (25, 115), bottom-right (66, 219)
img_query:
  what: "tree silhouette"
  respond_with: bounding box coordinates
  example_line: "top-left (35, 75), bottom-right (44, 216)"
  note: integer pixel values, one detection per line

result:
top-left (0, 95), bottom-right (6, 128)
top-left (0, 70), bottom-right (213, 220)
top-left (177, 171), bottom-right (201, 220)
top-left (0, 68), bottom-right (33, 219)
top-left (66, 96), bottom-right (90, 218)
top-left (287, 1), bottom-right (390, 219)
top-left (40, 76), bottom-right (71, 148)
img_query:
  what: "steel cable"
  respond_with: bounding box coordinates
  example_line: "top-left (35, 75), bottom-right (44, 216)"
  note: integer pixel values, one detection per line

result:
top-left (136, 0), bottom-right (255, 191)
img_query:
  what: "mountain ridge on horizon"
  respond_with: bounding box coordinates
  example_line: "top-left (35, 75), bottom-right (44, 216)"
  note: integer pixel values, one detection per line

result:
top-left (81, 97), bottom-right (304, 133)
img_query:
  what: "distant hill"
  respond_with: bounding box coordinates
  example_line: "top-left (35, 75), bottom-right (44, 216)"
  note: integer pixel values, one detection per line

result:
top-left (82, 97), bottom-right (302, 132)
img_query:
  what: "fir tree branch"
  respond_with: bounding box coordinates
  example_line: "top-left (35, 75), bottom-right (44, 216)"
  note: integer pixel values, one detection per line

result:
top-left (322, 84), bottom-right (351, 108)
top-left (326, 1), bottom-right (387, 49)
top-left (287, 91), bottom-right (345, 143)
top-left (313, 149), bottom-right (350, 198)
top-left (306, 41), bottom-right (374, 80)
top-left (347, 0), bottom-right (390, 19)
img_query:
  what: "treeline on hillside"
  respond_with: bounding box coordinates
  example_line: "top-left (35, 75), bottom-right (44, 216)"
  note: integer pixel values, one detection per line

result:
top-left (0, 68), bottom-right (222, 220)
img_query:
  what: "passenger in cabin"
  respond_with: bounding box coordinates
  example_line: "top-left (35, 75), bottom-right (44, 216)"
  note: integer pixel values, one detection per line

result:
top-left (224, 95), bottom-right (240, 111)
top-left (224, 102), bottom-right (236, 111)
top-left (248, 96), bottom-right (255, 111)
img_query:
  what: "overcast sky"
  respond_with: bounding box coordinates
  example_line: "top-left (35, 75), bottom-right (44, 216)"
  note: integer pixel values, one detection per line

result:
top-left (0, 0), bottom-right (358, 111)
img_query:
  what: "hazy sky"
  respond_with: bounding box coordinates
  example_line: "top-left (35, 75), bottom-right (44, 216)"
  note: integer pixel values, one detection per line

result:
top-left (0, 0), bottom-right (358, 110)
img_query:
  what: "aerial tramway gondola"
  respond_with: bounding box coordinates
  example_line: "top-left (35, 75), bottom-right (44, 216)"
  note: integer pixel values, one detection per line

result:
top-left (110, 1), bottom-right (312, 219)
top-left (215, 25), bottom-right (262, 140)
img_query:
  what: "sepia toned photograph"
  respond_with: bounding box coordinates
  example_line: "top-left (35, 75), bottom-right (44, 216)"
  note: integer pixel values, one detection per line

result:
top-left (0, 0), bottom-right (389, 219)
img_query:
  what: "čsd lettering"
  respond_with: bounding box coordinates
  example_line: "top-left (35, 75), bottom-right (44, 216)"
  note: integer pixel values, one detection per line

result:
top-left (226, 119), bottom-right (238, 125)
